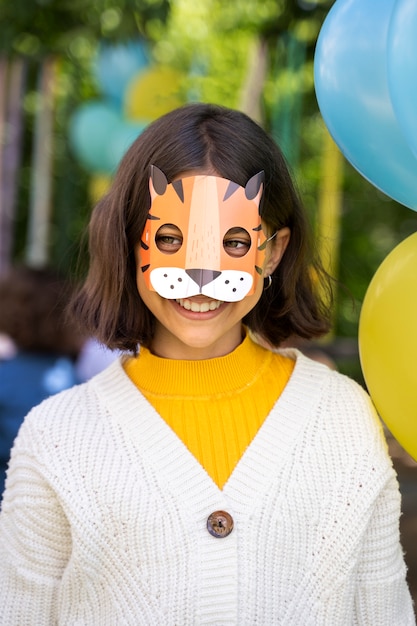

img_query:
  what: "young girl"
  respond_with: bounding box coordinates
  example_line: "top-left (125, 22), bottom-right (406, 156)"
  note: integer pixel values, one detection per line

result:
top-left (0, 103), bottom-right (414, 625)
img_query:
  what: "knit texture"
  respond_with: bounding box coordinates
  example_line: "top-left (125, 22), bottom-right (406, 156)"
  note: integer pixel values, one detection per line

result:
top-left (124, 335), bottom-right (295, 488)
top-left (0, 349), bottom-right (414, 625)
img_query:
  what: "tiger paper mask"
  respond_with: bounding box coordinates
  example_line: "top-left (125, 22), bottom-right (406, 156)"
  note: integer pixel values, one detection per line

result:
top-left (140, 165), bottom-right (269, 302)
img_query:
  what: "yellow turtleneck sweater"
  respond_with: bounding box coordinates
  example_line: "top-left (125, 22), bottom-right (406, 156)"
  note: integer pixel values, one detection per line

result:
top-left (124, 334), bottom-right (295, 489)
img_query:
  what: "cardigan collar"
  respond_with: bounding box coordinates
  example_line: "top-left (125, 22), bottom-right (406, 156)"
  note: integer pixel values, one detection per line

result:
top-left (91, 348), bottom-right (329, 505)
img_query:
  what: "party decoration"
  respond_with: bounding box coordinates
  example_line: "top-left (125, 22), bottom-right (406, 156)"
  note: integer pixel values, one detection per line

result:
top-left (94, 40), bottom-right (149, 107)
top-left (387, 0), bottom-right (417, 160)
top-left (69, 39), bottom-right (186, 179)
top-left (69, 101), bottom-right (121, 174)
top-left (125, 66), bottom-right (184, 121)
top-left (89, 174), bottom-right (112, 203)
top-left (359, 232), bottom-right (417, 460)
top-left (69, 101), bottom-right (147, 174)
top-left (314, 0), bottom-right (417, 210)
top-left (106, 119), bottom-right (148, 172)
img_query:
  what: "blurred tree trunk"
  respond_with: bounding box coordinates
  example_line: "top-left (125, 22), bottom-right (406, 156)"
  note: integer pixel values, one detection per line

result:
top-left (26, 57), bottom-right (56, 268)
top-left (0, 56), bottom-right (27, 276)
top-left (0, 57), bottom-right (7, 275)
top-left (271, 33), bottom-right (306, 169)
top-left (239, 37), bottom-right (268, 124)
top-left (317, 128), bottom-right (344, 336)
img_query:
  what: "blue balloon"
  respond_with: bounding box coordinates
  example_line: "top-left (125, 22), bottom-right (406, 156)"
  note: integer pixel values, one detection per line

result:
top-left (69, 101), bottom-right (121, 174)
top-left (105, 120), bottom-right (148, 172)
top-left (94, 40), bottom-right (149, 106)
top-left (314, 0), bottom-right (417, 211)
top-left (387, 0), bottom-right (417, 160)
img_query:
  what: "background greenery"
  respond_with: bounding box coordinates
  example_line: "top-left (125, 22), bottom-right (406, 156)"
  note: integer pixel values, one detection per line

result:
top-left (1, 0), bottom-right (416, 379)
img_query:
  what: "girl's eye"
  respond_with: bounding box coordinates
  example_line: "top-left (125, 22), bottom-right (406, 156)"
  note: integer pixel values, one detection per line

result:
top-left (223, 228), bottom-right (251, 258)
top-left (155, 224), bottom-right (183, 254)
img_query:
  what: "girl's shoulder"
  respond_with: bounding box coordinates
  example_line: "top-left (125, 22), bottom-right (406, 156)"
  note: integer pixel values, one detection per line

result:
top-left (280, 347), bottom-right (369, 397)
top-left (280, 348), bottom-right (385, 441)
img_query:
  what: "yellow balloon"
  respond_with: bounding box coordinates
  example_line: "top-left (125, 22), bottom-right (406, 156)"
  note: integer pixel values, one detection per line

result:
top-left (89, 174), bottom-right (112, 203)
top-left (124, 66), bottom-right (184, 121)
top-left (359, 232), bottom-right (417, 460)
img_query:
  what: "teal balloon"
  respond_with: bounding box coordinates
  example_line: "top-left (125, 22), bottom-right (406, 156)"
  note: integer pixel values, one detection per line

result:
top-left (94, 40), bottom-right (149, 106)
top-left (69, 101), bottom-right (121, 174)
top-left (314, 0), bottom-right (417, 211)
top-left (387, 0), bottom-right (417, 160)
top-left (105, 120), bottom-right (148, 172)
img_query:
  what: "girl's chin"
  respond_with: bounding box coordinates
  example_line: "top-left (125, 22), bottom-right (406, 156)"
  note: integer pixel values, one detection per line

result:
top-left (153, 325), bottom-right (243, 359)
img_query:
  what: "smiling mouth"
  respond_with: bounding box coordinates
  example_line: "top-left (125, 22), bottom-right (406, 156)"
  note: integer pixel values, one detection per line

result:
top-left (176, 298), bottom-right (224, 313)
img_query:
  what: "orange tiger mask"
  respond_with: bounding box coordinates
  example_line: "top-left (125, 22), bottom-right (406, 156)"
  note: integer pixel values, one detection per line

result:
top-left (140, 165), bottom-right (270, 302)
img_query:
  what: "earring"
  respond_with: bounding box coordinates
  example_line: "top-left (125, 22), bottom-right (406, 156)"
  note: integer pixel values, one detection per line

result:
top-left (264, 275), bottom-right (272, 291)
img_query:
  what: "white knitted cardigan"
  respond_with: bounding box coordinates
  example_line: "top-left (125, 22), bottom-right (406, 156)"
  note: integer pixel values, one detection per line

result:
top-left (0, 350), bottom-right (414, 625)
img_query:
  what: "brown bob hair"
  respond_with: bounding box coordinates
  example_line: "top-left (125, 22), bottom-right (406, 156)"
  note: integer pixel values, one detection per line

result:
top-left (71, 102), bottom-right (332, 352)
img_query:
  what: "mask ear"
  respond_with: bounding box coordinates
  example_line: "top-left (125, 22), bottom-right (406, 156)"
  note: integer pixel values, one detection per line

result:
top-left (245, 171), bottom-right (265, 201)
top-left (150, 165), bottom-right (168, 196)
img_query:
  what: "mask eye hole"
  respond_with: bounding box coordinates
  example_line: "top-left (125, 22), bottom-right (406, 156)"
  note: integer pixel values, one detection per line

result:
top-left (155, 224), bottom-right (183, 254)
top-left (223, 227), bottom-right (251, 258)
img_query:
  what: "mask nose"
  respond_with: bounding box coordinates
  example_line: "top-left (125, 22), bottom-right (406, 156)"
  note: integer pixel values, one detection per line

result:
top-left (186, 269), bottom-right (221, 289)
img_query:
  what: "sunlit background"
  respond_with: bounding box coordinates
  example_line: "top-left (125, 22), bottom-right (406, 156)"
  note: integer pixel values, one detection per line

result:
top-left (1, 0), bottom-right (416, 373)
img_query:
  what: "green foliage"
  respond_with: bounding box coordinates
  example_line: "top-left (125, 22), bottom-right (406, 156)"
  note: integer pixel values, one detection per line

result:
top-left (296, 109), bottom-right (417, 344)
top-left (2, 0), bottom-right (171, 275)
top-left (5, 0), bottom-right (416, 364)
top-left (337, 164), bottom-right (417, 338)
top-left (0, 0), bottom-right (169, 58)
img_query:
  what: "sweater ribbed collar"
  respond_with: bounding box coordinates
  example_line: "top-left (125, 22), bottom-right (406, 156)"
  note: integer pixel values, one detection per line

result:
top-left (124, 332), bottom-right (273, 396)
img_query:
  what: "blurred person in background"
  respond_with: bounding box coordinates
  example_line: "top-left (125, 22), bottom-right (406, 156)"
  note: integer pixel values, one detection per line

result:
top-left (75, 336), bottom-right (121, 382)
top-left (0, 265), bottom-right (85, 499)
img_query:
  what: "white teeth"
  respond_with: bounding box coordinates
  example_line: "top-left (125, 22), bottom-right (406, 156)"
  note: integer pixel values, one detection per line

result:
top-left (176, 298), bottom-right (223, 312)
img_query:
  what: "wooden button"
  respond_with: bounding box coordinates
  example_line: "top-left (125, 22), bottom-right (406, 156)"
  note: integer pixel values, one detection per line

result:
top-left (207, 510), bottom-right (234, 538)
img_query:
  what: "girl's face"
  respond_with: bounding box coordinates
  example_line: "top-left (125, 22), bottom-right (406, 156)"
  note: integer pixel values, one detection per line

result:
top-left (135, 231), bottom-right (289, 360)
top-left (135, 169), bottom-right (290, 359)
top-left (141, 167), bottom-right (268, 302)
